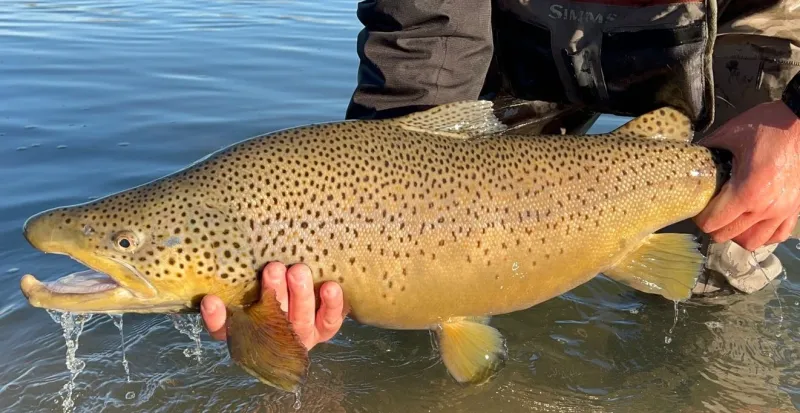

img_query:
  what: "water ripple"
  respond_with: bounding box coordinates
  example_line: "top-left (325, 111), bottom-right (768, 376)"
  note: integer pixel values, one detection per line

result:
top-left (1, 0), bottom-right (798, 412)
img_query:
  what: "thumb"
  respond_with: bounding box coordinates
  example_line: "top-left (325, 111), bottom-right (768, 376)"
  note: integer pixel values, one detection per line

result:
top-left (200, 295), bottom-right (228, 341)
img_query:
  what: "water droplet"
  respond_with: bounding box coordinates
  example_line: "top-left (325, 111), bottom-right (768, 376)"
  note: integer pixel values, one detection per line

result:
top-left (16, 146), bottom-right (27, 151)
top-left (31, 143), bottom-right (40, 147)
top-left (118, 142), bottom-right (130, 147)
top-left (511, 262), bottom-right (519, 272)
top-left (292, 389), bottom-right (302, 410)
top-left (125, 391), bottom-right (135, 400)
top-left (109, 315), bottom-right (130, 382)
top-left (170, 314), bottom-right (204, 362)
top-left (57, 145), bottom-right (67, 149)
top-left (6, 268), bottom-right (19, 274)
top-left (46, 310), bottom-right (92, 413)
top-left (664, 301), bottom-right (679, 345)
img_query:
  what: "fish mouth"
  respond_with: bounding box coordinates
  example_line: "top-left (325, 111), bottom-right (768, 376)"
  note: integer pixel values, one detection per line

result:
top-left (19, 261), bottom-right (183, 314)
top-left (21, 269), bottom-right (129, 312)
top-left (25, 269), bottom-right (120, 295)
top-left (21, 265), bottom-right (187, 314)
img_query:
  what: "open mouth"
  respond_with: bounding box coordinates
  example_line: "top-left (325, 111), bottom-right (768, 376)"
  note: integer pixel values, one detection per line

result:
top-left (19, 267), bottom-right (135, 313)
top-left (37, 269), bottom-right (121, 295)
top-left (20, 268), bottom-right (187, 314)
top-left (19, 262), bottom-right (189, 314)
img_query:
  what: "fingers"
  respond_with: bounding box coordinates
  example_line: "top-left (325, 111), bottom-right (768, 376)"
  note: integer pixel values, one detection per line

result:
top-left (710, 210), bottom-right (760, 244)
top-left (766, 209), bottom-right (800, 245)
top-left (202, 262), bottom-right (347, 350)
top-left (695, 184), bottom-right (746, 235)
top-left (765, 218), bottom-right (793, 246)
top-left (315, 281), bottom-right (345, 343)
top-left (732, 217), bottom-right (783, 252)
top-left (200, 295), bottom-right (227, 341)
top-left (286, 264), bottom-right (318, 347)
top-left (263, 261), bottom-right (289, 313)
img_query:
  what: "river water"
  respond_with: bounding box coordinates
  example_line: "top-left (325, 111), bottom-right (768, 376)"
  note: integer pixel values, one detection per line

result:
top-left (1, 1), bottom-right (798, 412)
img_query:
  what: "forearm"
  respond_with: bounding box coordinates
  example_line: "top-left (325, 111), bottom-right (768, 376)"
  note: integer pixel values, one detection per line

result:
top-left (345, 0), bottom-right (493, 120)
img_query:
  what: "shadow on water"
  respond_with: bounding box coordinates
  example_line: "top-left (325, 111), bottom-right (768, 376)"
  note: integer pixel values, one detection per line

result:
top-left (0, 1), bottom-right (798, 412)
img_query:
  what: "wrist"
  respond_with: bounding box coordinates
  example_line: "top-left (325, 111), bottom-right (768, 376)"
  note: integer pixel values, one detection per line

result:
top-left (782, 71), bottom-right (800, 120)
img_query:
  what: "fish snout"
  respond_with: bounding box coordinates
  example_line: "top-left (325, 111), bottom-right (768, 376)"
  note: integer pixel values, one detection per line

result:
top-left (19, 274), bottom-right (44, 306)
top-left (23, 208), bottom-right (85, 254)
top-left (23, 210), bottom-right (56, 252)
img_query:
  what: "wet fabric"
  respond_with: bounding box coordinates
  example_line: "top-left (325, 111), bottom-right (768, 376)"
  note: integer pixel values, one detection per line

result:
top-left (694, 241), bottom-right (783, 295)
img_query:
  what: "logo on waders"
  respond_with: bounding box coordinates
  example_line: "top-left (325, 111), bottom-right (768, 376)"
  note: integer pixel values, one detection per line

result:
top-left (548, 4), bottom-right (618, 23)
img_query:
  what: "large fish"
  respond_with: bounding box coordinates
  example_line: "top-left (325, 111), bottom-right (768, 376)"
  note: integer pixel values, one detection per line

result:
top-left (20, 101), bottom-right (730, 392)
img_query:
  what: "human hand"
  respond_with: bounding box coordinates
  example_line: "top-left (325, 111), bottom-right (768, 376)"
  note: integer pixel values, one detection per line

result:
top-left (694, 100), bottom-right (800, 251)
top-left (200, 262), bottom-right (346, 350)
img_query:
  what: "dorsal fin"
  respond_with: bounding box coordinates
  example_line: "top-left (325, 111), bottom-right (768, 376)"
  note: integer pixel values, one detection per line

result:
top-left (611, 107), bottom-right (694, 142)
top-left (391, 100), bottom-right (507, 139)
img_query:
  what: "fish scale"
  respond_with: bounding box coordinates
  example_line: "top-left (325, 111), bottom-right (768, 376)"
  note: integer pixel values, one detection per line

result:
top-left (204, 116), bottom-right (715, 328)
top-left (20, 100), bottom-right (727, 392)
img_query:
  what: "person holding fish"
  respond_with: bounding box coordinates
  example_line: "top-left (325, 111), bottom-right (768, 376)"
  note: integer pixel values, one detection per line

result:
top-left (198, 1), bottom-right (800, 351)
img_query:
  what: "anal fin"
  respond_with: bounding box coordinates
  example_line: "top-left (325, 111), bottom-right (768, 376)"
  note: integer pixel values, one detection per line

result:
top-left (435, 316), bottom-right (507, 384)
top-left (604, 233), bottom-right (705, 301)
top-left (226, 290), bottom-right (309, 392)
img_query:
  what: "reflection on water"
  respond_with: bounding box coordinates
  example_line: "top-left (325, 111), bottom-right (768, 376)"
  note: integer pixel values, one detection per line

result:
top-left (0, 1), bottom-right (798, 412)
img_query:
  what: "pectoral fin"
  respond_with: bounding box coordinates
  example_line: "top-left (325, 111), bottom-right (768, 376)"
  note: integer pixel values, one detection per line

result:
top-left (435, 316), bottom-right (507, 384)
top-left (604, 233), bottom-right (705, 301)
top-left (226, 291), bottom-right (309, 392)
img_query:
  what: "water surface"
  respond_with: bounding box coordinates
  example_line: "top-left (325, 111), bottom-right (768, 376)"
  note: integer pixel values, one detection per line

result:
top-left (1, 1), bottom-right (798, 412)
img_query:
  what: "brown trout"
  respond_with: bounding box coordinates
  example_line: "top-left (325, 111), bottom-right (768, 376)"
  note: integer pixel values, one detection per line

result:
top-left (20, 101), bottom-right (728, 391)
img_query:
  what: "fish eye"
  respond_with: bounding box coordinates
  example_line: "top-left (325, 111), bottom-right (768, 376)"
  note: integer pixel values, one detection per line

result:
top-left (112, 231), bottom-right (139, 252)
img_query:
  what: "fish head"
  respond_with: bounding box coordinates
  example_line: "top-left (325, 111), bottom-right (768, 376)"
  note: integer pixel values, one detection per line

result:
top-left (19, 182), bottom-right (241, 314)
